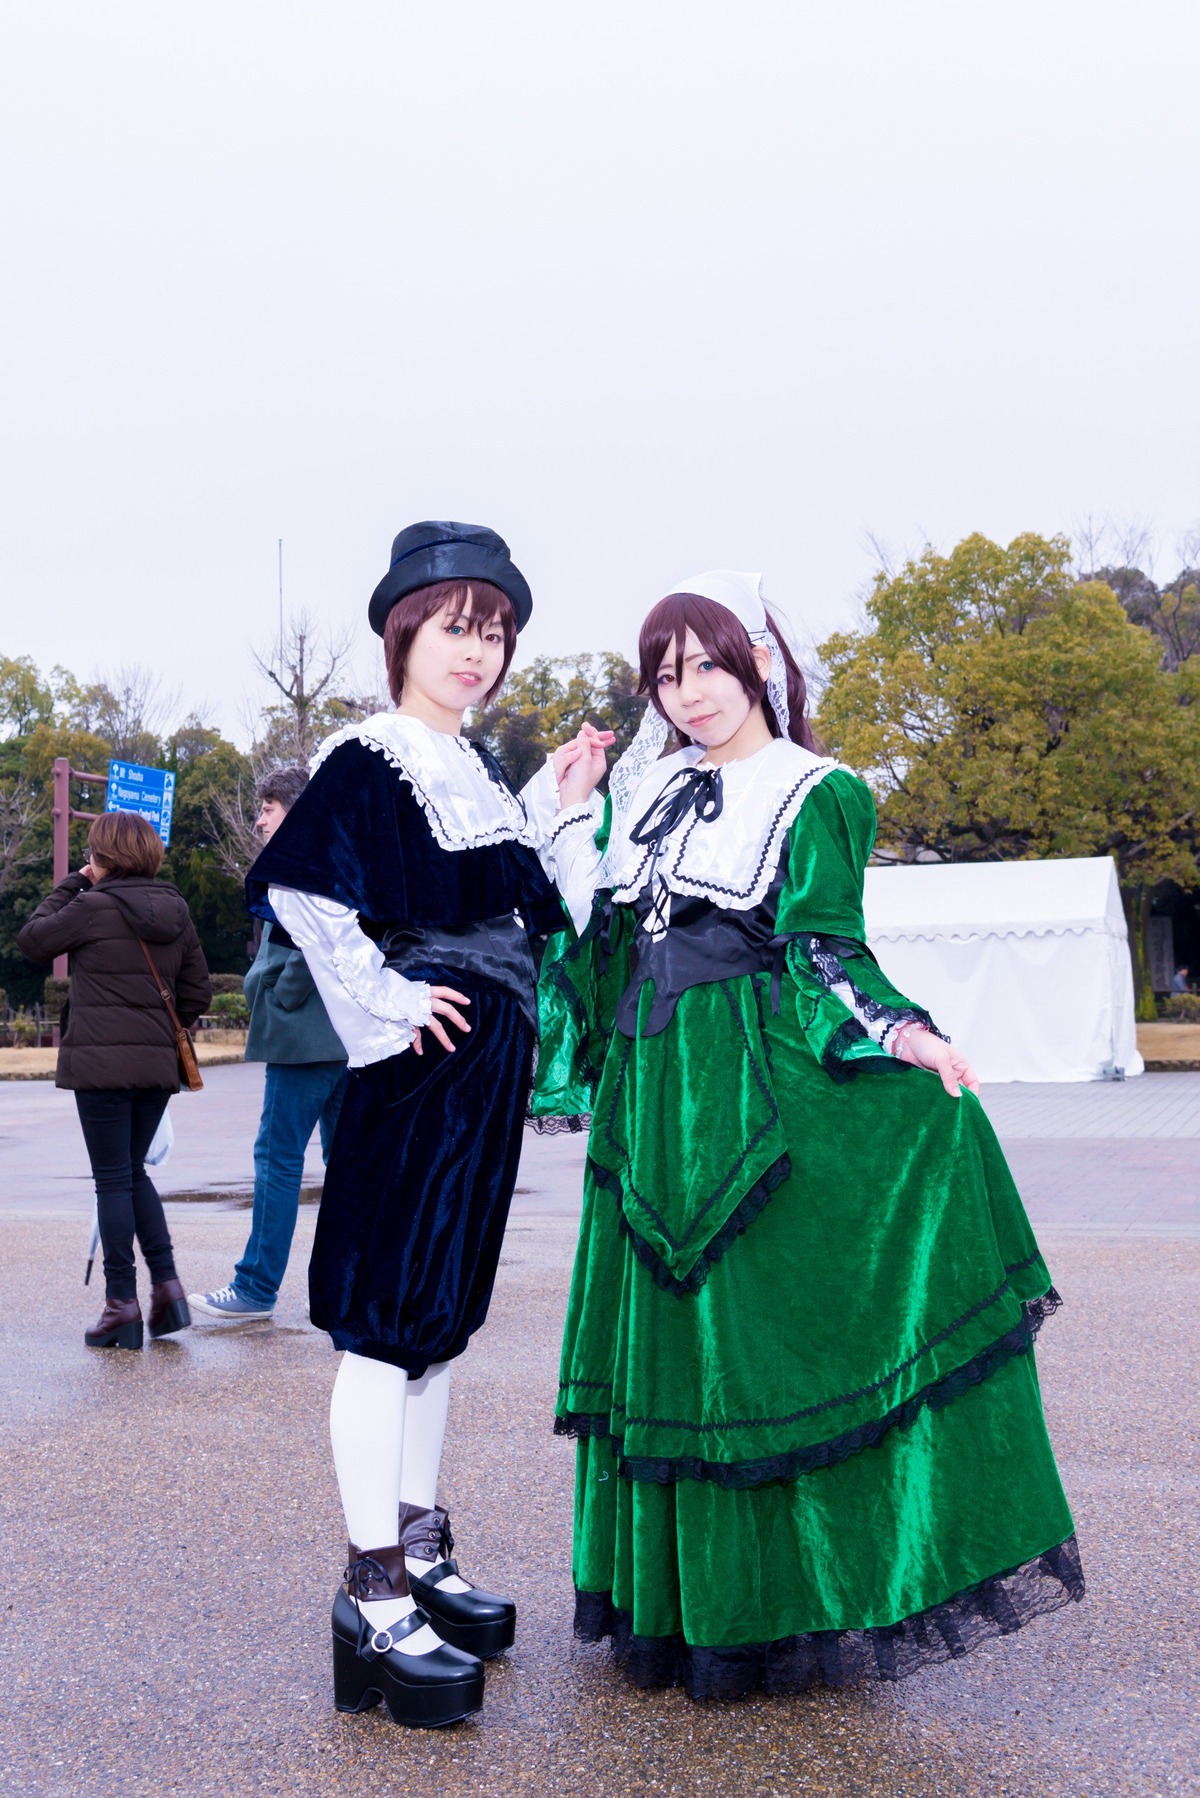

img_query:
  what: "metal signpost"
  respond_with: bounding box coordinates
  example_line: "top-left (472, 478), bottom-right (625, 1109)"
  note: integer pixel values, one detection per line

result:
top-left (49, 757), bottom-right (175, 980)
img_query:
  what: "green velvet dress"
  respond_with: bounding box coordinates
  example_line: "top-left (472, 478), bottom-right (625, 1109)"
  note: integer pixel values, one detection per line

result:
top-left (531, 741), bottom-right (1083, 1699)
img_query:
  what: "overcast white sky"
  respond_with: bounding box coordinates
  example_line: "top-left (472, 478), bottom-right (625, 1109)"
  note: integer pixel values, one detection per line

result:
top-left (3, 0), bottom-right (1198, 741)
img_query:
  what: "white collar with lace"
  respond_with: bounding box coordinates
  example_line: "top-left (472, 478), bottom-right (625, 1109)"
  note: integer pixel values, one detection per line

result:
top-left (310, 711), bottom-right (539, 854)
top-left (603, 737), bottom-right (845, 910)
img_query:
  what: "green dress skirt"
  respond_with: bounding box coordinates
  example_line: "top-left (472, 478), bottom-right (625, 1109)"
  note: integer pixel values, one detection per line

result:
top-left (533, 769), bottom-right (1083, 1699)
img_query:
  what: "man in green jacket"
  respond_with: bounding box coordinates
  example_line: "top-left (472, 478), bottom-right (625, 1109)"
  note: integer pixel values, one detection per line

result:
top-left (189, 769), bottom-right (348, 1321)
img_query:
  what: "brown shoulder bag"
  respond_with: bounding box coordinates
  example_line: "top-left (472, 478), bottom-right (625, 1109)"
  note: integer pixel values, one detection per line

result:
top-left (137, 937), bottom-right (204, 1092)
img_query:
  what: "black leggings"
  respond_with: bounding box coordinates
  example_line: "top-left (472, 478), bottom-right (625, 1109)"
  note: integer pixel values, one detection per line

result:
top-left (75, 1089), bottom-right (176, 1302)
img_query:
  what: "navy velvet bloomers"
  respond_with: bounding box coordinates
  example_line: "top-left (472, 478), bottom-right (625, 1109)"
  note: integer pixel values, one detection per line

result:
top-left (310, 970), bottom-right (535, 1372)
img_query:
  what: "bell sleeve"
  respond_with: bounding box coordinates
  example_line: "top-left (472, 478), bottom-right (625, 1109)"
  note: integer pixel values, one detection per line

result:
top-left (774, 771), bottom-right (947, 1081)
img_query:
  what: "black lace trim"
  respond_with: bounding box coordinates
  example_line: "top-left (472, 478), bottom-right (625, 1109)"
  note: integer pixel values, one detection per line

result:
top-left (525, 1111), bottom-right (590, 1135)
top-left (571, 1535), bottom-right (1084, 1700)
top-left (554, 1290), bottom-right (1061, 1488)
top-left (558, 1253), bottom-right (1046, 1431)
top-left (818, 1012), bottom-right (946, 1085)
top-left (590, 1152), bottom-right (792, 1298)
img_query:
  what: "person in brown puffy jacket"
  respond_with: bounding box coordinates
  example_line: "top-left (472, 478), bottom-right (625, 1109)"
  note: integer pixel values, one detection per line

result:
top-left (18, 811), bottom-right (212, 1349)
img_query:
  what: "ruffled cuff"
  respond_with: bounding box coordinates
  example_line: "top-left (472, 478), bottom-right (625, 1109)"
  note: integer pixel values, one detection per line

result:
top-left (330, 937), bottom-right (431, 1026)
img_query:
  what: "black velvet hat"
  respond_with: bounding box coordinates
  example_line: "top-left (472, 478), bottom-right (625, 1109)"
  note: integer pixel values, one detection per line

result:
top-left (368, 521), bottom-right (533, 637)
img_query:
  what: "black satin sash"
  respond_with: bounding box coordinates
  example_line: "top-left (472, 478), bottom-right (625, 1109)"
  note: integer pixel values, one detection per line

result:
top-left (379, 913), bottom-right (538, 1031)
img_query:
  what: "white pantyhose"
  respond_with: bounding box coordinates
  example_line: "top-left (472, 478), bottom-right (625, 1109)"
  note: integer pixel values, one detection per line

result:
top-left (399, 1363), bottom-right (469, 1594)
top-left (329, 1351), bottom-right (443, 1655)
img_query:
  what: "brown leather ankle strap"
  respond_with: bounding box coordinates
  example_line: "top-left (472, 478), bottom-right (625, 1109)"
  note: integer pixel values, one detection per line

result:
top-left (396, 1502), bottom-right (454, 1564)
top-left (344, 1541), bottom-right (411, 1600)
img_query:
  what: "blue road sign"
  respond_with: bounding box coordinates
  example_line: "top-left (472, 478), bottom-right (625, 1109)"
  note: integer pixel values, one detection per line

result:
top-left (106, 760), bottom-right (176, 847)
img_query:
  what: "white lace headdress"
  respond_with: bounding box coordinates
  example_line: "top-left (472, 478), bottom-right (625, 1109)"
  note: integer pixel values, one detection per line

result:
top-left (608, 569), bottom-right (793, 827)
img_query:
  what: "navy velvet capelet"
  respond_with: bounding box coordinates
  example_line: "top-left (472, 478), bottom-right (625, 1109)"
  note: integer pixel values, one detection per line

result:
top-left (244, 736), bottom-right (565, 940)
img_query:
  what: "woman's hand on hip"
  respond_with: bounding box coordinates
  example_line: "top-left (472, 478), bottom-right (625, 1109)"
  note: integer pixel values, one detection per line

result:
top-left (553, 722), bottom-right (614, 809)
top-left (412, 987), bottom-right (472, 1057)
top-left (894, 1025), bottom-right (980, 1097)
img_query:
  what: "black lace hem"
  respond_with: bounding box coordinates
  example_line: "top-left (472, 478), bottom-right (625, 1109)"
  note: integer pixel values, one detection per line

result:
top-left (525, 1110), bottom-right (590, 1135)
top-left (590, 1152), bottom-right (792, 1298)
top-left (571, 1535), bottom-right (1084, 1700)
top-left (554, 1291), bottom-right (1061, 1487)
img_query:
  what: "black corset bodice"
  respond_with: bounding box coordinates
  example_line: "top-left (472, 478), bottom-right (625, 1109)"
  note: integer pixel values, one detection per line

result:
top-left (615, 854), bottom-right (788, 1038)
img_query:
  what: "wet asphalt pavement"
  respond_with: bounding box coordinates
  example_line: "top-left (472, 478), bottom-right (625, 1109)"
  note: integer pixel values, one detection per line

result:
top-left (1, 1070), bottom-right (1197, 1797)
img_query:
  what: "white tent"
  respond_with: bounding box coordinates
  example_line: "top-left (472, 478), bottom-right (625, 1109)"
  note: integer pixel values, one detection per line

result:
top-left (862, 856), bottom-right (1143, 1083)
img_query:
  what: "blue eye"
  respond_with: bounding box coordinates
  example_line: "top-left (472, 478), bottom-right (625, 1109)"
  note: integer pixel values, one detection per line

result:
top-left (699, 659), bottom-right (714, 672)
top-left (446, 622), bottom-right (464, 635)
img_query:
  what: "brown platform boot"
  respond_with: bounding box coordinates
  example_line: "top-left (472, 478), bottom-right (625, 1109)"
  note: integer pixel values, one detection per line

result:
top-left (84, 1296), bottom-right (143, 1350)
top-left (148, 1278), bottom-right (192, 1339)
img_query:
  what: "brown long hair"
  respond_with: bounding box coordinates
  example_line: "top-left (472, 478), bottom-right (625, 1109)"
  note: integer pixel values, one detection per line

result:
top-left (383, 580), bottom-right (517, 707)
top-left (637, 592), bottom-right (819, 751)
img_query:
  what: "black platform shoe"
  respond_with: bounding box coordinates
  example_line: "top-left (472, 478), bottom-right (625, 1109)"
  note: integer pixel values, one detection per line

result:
top-left (396, 1503), bottom-right (516, 1660)
top-left (333, 1545), bottom-right (484, 1728)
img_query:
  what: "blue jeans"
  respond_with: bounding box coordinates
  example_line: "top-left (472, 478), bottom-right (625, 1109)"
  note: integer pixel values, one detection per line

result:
top-left (234, 1062), bottom-right (348, 1309)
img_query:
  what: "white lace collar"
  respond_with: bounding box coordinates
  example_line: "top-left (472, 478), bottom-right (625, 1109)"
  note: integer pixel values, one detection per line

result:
top-left (310, 711), bottom-right (540, 853)
top-left (603, 737), bottom-right (845, 910)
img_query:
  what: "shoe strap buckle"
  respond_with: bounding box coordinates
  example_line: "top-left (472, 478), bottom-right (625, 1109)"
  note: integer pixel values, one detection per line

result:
top-left (368, 1627), bottom-right (394, 1656)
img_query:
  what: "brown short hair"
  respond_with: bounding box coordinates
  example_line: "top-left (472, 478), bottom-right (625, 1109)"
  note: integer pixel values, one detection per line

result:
top-left (88, 811), bottom-right (165, 878)
top-left (383, 580), bottom-right (517, 708)
top-left (256, 766), bottom-right (309, 811)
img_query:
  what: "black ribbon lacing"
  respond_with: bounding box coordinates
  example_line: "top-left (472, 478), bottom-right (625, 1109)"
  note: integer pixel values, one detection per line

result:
top-left (629, 767), bottom-right (725, 934)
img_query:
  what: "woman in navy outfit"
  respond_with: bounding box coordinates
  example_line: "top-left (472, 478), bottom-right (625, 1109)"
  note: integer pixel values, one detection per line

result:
top-left (247, 522), bottom-right (586, 1728)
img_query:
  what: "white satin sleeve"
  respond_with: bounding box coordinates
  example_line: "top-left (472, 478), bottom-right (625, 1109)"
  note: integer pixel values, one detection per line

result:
top-left (268, 886), bottom-right (433, 1067)
top-left (519, 758), bottom-right (604, 936)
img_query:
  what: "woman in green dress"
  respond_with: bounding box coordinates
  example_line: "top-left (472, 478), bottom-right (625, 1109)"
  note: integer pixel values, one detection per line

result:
top-left (521, 570), bottom-right (1083, 1700)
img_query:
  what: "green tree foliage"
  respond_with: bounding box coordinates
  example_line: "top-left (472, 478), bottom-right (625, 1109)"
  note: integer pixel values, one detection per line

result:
top-left (0, 634), bottom-right (389, 1005)
top-left (0, 657), bottom-right (54, 735)
top-left (818, 533), bottom-right (1200, 1017)
top-left (471, 652), bottom-right (644, 789)
top-left (0, 671), bottom-right (256, 1004)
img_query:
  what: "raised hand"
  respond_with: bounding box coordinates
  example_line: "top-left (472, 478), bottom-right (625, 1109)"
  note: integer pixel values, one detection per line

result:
top-left (553, 722), bottom-right (615, 809)
top-left (412, 986), bottom-right (472, 1057)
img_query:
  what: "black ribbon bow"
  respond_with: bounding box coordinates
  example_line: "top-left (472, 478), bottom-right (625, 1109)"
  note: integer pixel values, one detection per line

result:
top-left (629, 766), bottom-right (724, 852)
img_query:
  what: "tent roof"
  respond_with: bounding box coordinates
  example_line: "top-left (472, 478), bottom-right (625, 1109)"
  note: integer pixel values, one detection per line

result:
top-left (863, 855), bottom-right (1127, 943)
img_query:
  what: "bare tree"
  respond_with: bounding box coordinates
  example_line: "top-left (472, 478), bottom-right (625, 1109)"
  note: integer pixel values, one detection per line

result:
top-left (0, 775), bottom-right (46, 895)
top-left (1116, 516), bottom-right (1156, 574)
top-left (55, 663), bottom-right (180, 762)
top-left (1071, 512), bottom-right (1111, 575)
top-left (252, 612), bottom-right (356, 765)
top-left (204, 763), bottom-right (267, 881)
